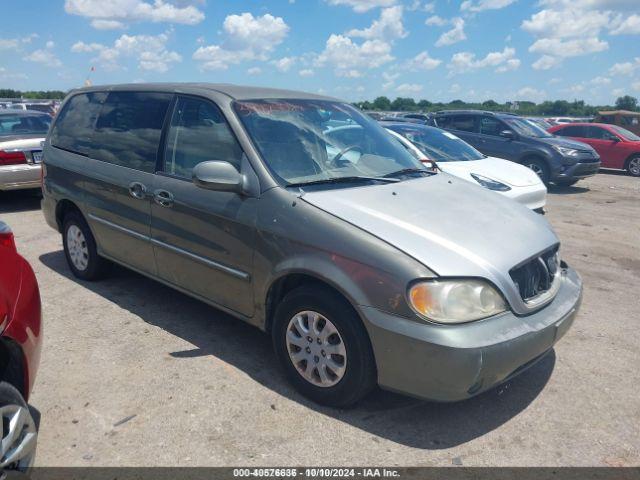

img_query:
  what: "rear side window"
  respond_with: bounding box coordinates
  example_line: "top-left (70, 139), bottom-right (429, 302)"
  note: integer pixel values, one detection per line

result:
top-left (163, 96), bottom-right (243, 178)
top-left (555, 125), bottom-right (586, 137)
top-left (0, 114), bottom-right (51, 136)
top-left (50, 92), bottom-right (107, 155)
top-left (447, 115), bottom-right (476, 133)
top-left (89, 91), bottom-right (172, 173)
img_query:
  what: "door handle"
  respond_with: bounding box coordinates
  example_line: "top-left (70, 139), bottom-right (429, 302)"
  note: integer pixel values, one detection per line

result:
top-left (153, 189), bottom-right (174, 207)
top-left (128, 182), bottom-right (147, 200)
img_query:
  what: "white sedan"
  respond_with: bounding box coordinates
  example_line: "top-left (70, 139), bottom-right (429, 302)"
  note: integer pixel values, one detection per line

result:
top-left (383, 122), bottom-right (547, 212)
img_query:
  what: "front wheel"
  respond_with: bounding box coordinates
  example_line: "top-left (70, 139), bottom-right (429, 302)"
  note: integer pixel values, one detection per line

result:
top-left (626, 155), bottom-right (640, 177)
top-left (524, 158), bottom-right (550, 185)
top-left (0, 382), bottom-right (37, 472)
top-left (272, 286), bottom-right (376, 408)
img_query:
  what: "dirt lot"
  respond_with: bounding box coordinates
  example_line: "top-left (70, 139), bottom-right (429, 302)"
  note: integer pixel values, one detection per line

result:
top-left (1, 171), bottom-right (639, 467)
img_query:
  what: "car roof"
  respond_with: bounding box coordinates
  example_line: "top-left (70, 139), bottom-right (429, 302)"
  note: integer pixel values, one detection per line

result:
top-left (434, 109), bottom-right (519, 118)
top-left (68, 83), bottom-right (341, 102)
top-left (551, 122), bottom-right (609, 128)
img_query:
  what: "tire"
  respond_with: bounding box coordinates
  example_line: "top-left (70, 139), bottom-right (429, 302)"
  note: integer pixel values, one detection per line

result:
top-left (0, 381), bottom-right (37, 471)
top-left (554, 179), bottom-right (579, 187)
top-left (626, 155), bottom-right (640, 177)
top-left (524, 158), bottom-right (550, 185)
top-left (62, 211), bottom-right (108, 280)
top-left (272, 286), bottom-right (376, 408)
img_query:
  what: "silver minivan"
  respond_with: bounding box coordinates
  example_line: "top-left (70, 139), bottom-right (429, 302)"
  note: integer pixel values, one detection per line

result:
top-left (42, 84), bottom-right (582, 407)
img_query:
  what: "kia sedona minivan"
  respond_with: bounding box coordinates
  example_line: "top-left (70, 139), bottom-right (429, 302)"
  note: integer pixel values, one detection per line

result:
top-left (42, 84), bottom-right (582, 407)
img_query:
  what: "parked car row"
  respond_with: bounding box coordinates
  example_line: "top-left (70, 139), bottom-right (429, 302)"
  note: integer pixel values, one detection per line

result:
top-left (35, 84), bottom-right (582, 411)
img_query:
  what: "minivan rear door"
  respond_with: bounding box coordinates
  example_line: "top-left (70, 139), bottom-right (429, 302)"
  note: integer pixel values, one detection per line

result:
top-left (82, 91), bottom-right (173, 277)
top-left (150, 95), bottom-right (257, 317)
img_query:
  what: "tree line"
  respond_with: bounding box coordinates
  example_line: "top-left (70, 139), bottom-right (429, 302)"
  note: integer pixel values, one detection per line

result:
top-left (354, 95), bottom-right (639, 116)
top-left (0, 89), bottom-right (67, 100)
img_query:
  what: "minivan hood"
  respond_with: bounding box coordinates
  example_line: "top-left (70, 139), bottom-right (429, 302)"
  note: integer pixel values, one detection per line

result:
top-left (301, 174), bottom-right (559, 314)
top-left (441, 156), bottom-right (543, 187)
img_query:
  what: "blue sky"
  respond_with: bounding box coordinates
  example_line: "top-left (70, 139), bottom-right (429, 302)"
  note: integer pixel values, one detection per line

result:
top-left (1, 0), bottom-right (639, 104)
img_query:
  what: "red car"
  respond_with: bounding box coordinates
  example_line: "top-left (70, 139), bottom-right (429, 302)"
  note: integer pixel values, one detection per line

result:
top-left (548, 123), bottom-right (640, 177)
top-left (0, 220), bottom-right (41, 471)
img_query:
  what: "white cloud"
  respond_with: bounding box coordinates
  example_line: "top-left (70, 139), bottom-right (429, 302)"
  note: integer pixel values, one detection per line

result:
top-left (448, 46), bottom-right (519, 74)
top-left (609, 59), bottom-right (639, 75)
top-left (408, 1), bottom-right (435, 12)
top-left (193, 13), bottom-right (289, 70)
top-left (315, 34), bottom-right (394, 76)
top-left (299, 69), bottom-right (315, 77)
top-left (460, 0), bottom-right (516, 13)
top-left (325, 0), bottom-right (396, 13)
top-left (610, 14), bottom-right (640, 34)
top-left (71, 31), bottom-right (181, 72)
top-left (589, 76), bottom-right (611, 85)
top-left (64, 0), bottom-right (205, 28)
top-left (272, 56), bottom-right (296, 72)
top-left (91, 19), bottom-right (126, 30)
top-left (425, 15), bottom-right (447, 26)
top-left (24, 40), bottom-right (61, 68)
top-left (0, 34), bottom-right (37, 50)
top-left (396, 83), bottom-right (423, 94)
top-left (515, 87), bottom-right (546, 102)
top-left (529, 37), bottom-right (608, 58)
top-left (520, 2), bottom-right (638, 69)
top-left (405, 51), bottom-right (442, 70)
top-left (435, 17), bottom-right (466, 47)
top-left (632, 81), bottom-right (640, 92)
top-left (247, 67), bottom-right (262, 75)
top-left (347, 6), bottom-right (407, 42)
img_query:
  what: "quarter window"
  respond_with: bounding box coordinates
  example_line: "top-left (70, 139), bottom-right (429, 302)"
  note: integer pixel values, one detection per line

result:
top-left (163, 96), bottom-right (243, 178)
top-left (89, 91), bottom-right (172, 173)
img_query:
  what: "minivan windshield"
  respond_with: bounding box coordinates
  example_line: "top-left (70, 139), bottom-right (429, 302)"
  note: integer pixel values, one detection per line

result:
top-left (234, 99), bottom-right (426, 187)
top-left (388, 125), bottom-right (485, 162)
top-left (503, 117), bottom-right (553, 138)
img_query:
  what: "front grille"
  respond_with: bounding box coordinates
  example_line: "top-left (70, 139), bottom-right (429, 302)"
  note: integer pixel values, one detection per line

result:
top-left (510, 246), bottom-right (560, 302)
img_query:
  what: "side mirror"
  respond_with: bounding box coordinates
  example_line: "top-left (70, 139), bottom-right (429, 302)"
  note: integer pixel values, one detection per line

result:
top-left (192, 161), bottom-right (246, 194)
top-left (499, 129), bottom-right (516, 140)
top-left (611, 136), bottom-right (620, 142)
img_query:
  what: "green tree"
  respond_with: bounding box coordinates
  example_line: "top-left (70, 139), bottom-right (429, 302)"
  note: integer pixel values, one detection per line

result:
top-left (372, 96), bottom-right (392, 111)
top-left (615, 95), bottom-right (638, 111)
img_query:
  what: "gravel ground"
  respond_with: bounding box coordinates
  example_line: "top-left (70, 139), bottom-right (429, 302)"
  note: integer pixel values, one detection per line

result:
top-left (1, 171), bottom-right (638, 467)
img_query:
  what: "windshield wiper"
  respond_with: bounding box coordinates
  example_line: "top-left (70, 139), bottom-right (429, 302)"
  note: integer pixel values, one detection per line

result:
top-left (287, 176), bottom-right (400, 188)
top-left (383, 168), bottom-right (435, 178)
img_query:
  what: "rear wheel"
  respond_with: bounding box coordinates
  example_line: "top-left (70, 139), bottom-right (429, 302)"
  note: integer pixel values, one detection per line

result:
top-left (626, 155), bottom-right (640, 177)
top-left (272, 286), bottom-right (376, 408)
top-left (0, 382), bottom-right (37, 472)
top-left (524, 158), bottom-right (550, 185)
top-left (62, 211), bottom-right (108, 280)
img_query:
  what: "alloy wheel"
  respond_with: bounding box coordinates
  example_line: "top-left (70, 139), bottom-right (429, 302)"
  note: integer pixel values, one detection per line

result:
top-left (66, 224), bottom-right (89, 271)
top-left (0, 403), bottom-right (37, 471)
top-left (629, 157), bottom-right (640, 176)
top-left (528, 163), bottom-right (544, 178)
top-left (286, 311), bottom-right (347, 388)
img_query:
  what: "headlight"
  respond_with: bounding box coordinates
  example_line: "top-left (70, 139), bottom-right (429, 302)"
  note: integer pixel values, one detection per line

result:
top-left (552, 145), bottom-right (579, 157)
top-left (470, 173), bottom-right (511, 192)
top-left (408, 279), bottom-right (507, 324)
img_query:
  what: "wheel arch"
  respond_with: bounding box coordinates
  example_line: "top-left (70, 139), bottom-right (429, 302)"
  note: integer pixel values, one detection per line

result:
top-left (623, 152), bottom-right (640, 170)
top-left (0, 337), bottom-right (27, 399)
top-left (55, 199), bottom-right (84, 232)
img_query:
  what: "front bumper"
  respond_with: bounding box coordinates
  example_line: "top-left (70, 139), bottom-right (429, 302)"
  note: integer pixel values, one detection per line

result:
top-left (0, 164), bottom-right (41, 191)
top-left (361, 266), bottom-right (582, 402)
top-left (555, 159), bottom-right (601, 181)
